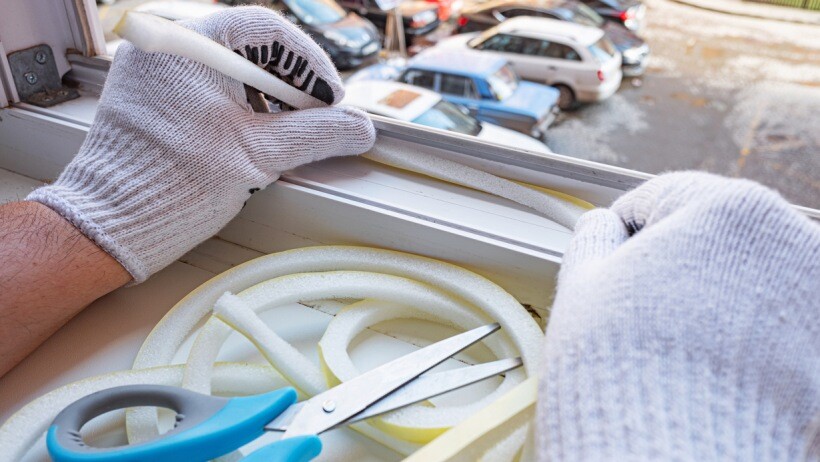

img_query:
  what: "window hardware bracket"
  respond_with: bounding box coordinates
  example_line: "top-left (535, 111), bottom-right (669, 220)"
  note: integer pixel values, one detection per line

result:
top-left (8, 45), bottom-right (79, 108)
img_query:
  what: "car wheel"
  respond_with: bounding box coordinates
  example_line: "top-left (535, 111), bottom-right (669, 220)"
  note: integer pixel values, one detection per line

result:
top-left (555, 85), bottom-right (576, 111)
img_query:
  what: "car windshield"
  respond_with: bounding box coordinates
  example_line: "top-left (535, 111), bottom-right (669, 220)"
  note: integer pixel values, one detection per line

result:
top-left (412, 101), bottom-right (482, 136)
top-left (588, 37), bottom-right (617, 62)
top-left (567, 3), bottom-right (605, 27)
top-left (486, 65), bottom-right (519, 101)
top-left (283, 0), bottom-right (346, 25)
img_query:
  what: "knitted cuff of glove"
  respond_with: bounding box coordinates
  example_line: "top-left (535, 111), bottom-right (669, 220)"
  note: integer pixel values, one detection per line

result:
top-left (27, 187), bottom-right (146, 283)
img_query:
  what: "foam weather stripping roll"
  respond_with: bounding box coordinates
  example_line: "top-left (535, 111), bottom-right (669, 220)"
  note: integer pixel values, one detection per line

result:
top-left (316, 299), bottom-right (522, 443)
top-left (404, 377), bottom-right (538, 462)
top-left (192, 273), bottom-right (530, 450)
top-left (212, 275), bottom-right (523, 444)
top-left (113, 12), bottom-right (326, 110)
top-left (364, 144), bottom-right (591, 230)
top-left (213, 293), bottom-right (421, 456)
top-left (0, 363), bottom-right (287, 462)
top-left (125, 246), bottom-right (543, 458)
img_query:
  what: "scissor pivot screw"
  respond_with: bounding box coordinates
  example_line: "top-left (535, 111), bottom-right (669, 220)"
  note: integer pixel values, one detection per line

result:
top-left (322, 400), bottom-right (336, 413)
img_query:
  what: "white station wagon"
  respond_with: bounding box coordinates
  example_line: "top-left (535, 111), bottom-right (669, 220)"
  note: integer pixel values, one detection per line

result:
top-left (434, 17), bottom-right (622, 109)
top-left (342, 80), bottom-right (553, 154)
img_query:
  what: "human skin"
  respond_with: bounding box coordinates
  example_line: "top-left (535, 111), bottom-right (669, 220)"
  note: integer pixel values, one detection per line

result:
top-left (0, 201), bottom-right (130, 377)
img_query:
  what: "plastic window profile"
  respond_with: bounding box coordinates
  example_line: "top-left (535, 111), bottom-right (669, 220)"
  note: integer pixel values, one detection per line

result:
top-left (68, 0), bottom-right (109, 58)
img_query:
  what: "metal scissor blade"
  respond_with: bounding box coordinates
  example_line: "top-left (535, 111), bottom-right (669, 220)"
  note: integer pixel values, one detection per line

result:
top-left (264, 357), bottom-right (523, 432)
top-left (280, 323), bottom-right (501, 438)
top-left (346, 357), bottom-right (523, 427)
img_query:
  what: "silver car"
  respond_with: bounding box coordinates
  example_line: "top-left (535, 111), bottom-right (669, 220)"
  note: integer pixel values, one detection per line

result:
top-left (434, 16), bottom-right (623, 109)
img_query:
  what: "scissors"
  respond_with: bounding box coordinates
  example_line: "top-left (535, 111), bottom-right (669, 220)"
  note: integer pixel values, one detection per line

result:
top-left (47, 323), bottom-right (521, 462)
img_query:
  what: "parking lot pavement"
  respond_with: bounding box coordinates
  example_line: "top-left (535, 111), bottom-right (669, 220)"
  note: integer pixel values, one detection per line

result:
top-left (544, 0), bottom-right (820, 210)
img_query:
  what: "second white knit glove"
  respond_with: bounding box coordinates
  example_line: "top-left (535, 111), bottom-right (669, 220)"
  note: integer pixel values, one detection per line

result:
top-left (537, 172), bottom-right (819, 461)
top-left (28, 6), bottom-right (376, 283)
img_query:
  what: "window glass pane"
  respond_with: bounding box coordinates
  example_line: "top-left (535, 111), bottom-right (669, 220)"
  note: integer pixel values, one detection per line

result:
top-left (440, 74), bottom-right (470, 97)
top-left (403, 70), bottom-right (436, 89)
top-left (587, 38), bottom-right (616, 62)
top-left (502, 35), bottom-right (527, 53)
top-left (282, 0), bottom-right (346, 25)
top-left (542, 42), bottom-right (581, 61)
top-left (477, 34), bottom-right (504, 51)
top-left (486, 65), bottom-right (519, 101)
top-left (520, 37), bottom-right (544, 55)
top-left (411, 101), bottom-right (482, 136)
top-left (440, 74), bottom-right (464, 95)
top-left (479, 34), bottom-right (530, 54)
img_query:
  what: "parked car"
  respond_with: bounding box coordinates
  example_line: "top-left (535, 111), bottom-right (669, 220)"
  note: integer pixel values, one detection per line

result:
top-left (456, 0), bottom-right (649, 76)
top-left (434, 17), bottom-right (622, 109)
top-left (344, 81), bottom-right (553, 152)
top-left (220, 0), bottom-right (381, 69)
top-left (578, 0), bottom-right (644, 31)
top-left (338, 0), bottom-right (440, 44)
top-left (349, 51), bottom-right (560, 139)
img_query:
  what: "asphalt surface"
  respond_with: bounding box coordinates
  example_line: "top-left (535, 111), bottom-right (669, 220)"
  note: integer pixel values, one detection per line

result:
top-left (544, 0), bottom-right (820, 209)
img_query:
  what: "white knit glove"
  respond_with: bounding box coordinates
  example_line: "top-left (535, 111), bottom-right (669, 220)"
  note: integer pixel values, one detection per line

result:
top-left (537, 172), bottom-right (820, 461)
top-left (27, 6), bottom-right (376, 283)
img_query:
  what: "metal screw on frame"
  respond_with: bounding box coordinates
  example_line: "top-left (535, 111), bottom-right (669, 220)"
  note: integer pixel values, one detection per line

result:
top-left (35, 51), bottom-right (47, 64)
top-left (24, 72), bottom-right (38, 85)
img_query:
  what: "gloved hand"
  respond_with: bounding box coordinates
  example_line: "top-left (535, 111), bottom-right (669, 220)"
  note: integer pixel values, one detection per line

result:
top-left (537, 172), bottom-right (820, 461)
top-left (27, 6), bottom-right (375, 283)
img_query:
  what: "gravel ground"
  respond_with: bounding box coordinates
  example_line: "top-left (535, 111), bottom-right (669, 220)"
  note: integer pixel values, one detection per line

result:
top-left (544, 0), bottom-right (820, 209)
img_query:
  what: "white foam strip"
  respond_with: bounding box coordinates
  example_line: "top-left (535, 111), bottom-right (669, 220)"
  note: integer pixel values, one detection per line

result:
top-left (114, 12), bottom-right (326, 110)
top-left (214, 293), bottom-right (420, 455)
top-left (364, 143), bottom-right (586, 230)
top-left (126, 247), bottom-right (543, 456)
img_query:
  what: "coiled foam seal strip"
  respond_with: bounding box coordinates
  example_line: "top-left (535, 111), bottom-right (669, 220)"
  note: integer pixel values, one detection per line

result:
top-left (129, 247), bottom-right (543, 457)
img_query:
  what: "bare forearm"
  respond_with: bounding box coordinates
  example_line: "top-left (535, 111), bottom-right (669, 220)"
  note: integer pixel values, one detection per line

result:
top-left (0, 201), bottom-right (131, 377)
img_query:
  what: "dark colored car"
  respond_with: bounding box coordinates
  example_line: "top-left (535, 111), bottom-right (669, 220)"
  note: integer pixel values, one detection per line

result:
top-left (577, 0), bottom-right (645, 31)
top-left (221, 0), bottom-right (381, 69)
top-left (338, 0), bottom-right (440, 44)
top-left (456, 0), bottom-right (649, 76)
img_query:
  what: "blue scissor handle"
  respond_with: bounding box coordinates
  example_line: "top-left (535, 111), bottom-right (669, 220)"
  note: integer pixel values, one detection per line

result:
top-left (241, 436), bottom-right (322, 462)
top-left (46, 384), bottom-right (315, 462)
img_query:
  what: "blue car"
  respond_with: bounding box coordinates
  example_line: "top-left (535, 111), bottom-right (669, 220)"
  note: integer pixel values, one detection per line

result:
top-left (348, 51), bottom-right (560, 139)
